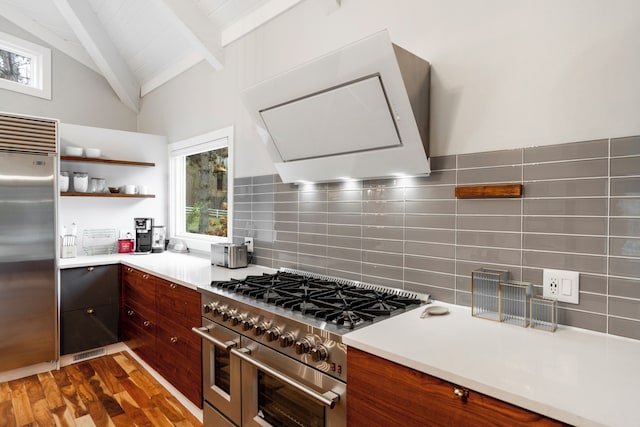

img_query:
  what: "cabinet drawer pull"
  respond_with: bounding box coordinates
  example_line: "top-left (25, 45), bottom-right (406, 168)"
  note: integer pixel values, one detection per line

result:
top-left (87, 266), bottom-right (94, 272)
top-left (127, 310), bottom-right (134, 316)
top-left (127, 267), bottom-right (133, 272)
top-left (170, 283), bottom-right (177, 289)
top-left (143, 320), bottom-right (151, 327)
top-left (143, 274), bottom-right (149, 279)
top-left (170, 336), bottom-right (178, 343)
top-left (86, 308), bottom-right (95, 315)
top-left (453, 387), bottom-right (469, 400)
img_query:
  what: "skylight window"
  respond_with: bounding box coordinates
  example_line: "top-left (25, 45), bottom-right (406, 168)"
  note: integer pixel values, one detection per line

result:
top-left (0, 31), bottom-right (51, 99)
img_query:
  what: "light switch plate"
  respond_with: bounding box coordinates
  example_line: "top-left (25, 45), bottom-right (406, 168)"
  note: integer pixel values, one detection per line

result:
top-left (543, 269), bottom-right (579, 304)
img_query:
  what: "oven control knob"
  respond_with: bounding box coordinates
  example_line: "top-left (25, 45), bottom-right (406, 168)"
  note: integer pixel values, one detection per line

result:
top-left (279, 332), bottom-right (296, 348)
top-left (310, 345), bottom-right (329, 362)
top-left (231, 313), bottom-right (246, 327)
top-left (254, 322), bottom-right (268, 336)
top-left (203, 303), bottom-right (213, 313)
top-left (222, 309), bottom-right (236, 322)
top-left (212, 304), bottom-right (227, 317)
top-left (266, 328), bottom-right (281, 342)
top-left (242, 318), bottom-right (255, 331)
top-left (294, 338), bottom-right (312, 355)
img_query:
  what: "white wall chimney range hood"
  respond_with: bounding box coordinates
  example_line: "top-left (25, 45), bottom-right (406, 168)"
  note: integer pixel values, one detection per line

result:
top-left (242, 30), bottom-right (430, 183)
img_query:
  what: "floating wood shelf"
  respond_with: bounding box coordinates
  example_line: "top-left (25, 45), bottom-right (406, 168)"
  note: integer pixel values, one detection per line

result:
top-left (61, 192), bottom-right (155, 198)
top-left (455, 184), bottom-right (523, 198)
top-left (60, 156), bottom-right (155, 167)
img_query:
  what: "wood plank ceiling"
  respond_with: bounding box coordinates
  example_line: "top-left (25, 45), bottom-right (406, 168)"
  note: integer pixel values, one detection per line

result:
top-left (0, 0), bottom-right (336, 112)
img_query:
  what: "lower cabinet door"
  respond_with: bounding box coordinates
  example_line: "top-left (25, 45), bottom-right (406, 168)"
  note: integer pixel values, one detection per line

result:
top-left (121, 304), bottom-right (157, 367)
top-left (60, 303), bottom-right (119, 355)
top-left (156, 320), bottom-right (202, 406)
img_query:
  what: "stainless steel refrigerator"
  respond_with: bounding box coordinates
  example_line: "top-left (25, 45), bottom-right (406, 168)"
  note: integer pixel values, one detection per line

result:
top-left (0, 118), bottom-right (57, 372)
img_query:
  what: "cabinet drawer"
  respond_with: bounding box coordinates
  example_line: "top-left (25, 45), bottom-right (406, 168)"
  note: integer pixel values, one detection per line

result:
top-left (155, 335), bottom-right (202, 405)
top-left (156, 318), bottom-right (201, 353)
top-left (347, 347), bottom-right (563, 427)
top-left (121, 305), bottom-right (156, 365)
top-left (122, 304), bottom-right (155, 333)
top-left (156, 280), bottom-right (200, 326)
top-left (60, 303), bottom-right (119, 355)
top-left (121, 274), bottom-right (156, 314)
top-left (61, 265), bottom-right (119, 311)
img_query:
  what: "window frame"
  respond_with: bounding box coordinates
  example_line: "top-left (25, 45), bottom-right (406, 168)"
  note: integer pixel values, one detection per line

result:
top-left (168, 126), bottom-right (234, 253)
top-left (0, 31), bottom-right (51, 99)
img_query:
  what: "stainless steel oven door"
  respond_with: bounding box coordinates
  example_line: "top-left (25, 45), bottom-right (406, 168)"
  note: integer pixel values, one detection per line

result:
top-left (233, 337), bottom-right (346, 427)
top-left (193, 320), bottom-right (241, 426)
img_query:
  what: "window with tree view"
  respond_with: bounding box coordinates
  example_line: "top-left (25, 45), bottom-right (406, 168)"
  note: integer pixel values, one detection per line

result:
top-left (186, 146), bottom-right (228, 237)
top-left (0, 31), bottom-right (51, 99)
top-left (169, 127), bottom-right (233, 252)
top-left (0, 48), bottom-right (32, 85)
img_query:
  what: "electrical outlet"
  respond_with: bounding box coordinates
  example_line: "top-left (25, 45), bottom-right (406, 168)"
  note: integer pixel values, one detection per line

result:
top-left (543, 269), bottom-right (579, 304)
top-left (244, 237), bottom-right (254, 253)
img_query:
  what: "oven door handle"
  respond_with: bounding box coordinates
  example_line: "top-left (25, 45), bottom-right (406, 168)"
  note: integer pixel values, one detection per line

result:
top-left (230, 347), bottom-right (340, 409)
top-left (192, 326), bottom-right (237, 351)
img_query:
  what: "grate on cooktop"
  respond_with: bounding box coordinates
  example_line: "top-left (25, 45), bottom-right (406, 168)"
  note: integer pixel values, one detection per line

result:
top-left (211, 269), bottom-right (426, 329)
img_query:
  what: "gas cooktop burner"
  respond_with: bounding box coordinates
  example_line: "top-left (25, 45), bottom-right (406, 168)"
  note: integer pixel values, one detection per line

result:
top-left (211, 269), bottom-right (424, 330)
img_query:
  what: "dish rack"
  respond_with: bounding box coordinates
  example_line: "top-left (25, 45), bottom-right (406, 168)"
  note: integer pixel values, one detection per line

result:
top-left (82, 228), bottom-right (117, 255)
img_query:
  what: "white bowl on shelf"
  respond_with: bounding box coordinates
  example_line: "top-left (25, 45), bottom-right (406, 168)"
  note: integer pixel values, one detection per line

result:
top-left (64, 146), bottom-right (83, 156)
top-left (84, 148), bottom-right (102, 158)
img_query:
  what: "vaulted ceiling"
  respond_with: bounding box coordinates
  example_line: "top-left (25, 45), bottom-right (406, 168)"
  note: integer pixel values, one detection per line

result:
top-left (0, 0), bottom-right (339, 112)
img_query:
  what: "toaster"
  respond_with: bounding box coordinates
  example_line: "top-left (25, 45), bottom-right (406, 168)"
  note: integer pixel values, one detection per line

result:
top-left (211, 243), bottom-right (248, 269)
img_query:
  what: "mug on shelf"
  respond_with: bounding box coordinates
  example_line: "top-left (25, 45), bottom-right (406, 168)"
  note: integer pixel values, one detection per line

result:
top-left (138, 185), bottom-right (149, 195)
top-left (122, 184), bottom-right (137, 195)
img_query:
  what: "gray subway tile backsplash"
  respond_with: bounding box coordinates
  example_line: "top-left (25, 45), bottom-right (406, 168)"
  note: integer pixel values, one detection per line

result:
top-left (235, 135), bottom-right (640, 339)
top-left (523, 139), bottom-right (608, 163)
top-left (611, 135), bottom-right (640, 157)
top-left (524, 158), bottom-right (608, 181)
top-left (523, 198), bottom-right (608, 216)
top-left (611, 157), bottom-right (640, 177)
top-left (611, 177), bottom-right (640, 197)
top-left (457, 165), bottom-right (522, 184)
top-left (608, 317), bottom-right (640, 341)
top-left (609, 277), bottom-right (640, 299)
top-left (525, 178), bottom-right (609, 198)
top-left (457, 199), bottom-right (522, 215)
top-left (430, 155), bottom-right (456, 171)
top-left (457, 148), bottom-right (522, 169)
top-left (456, 230), bottom-right (521, 249)
top-left (524, 216), bottom-right (607, 235)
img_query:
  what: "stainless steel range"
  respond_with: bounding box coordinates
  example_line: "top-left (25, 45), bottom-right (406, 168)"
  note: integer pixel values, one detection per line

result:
top-left (192, 268), bottom-right (426, 427)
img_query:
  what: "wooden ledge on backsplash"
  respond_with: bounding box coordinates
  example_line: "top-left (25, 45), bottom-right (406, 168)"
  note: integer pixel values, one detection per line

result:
top-left (455, 184), bottom-right (523, 198)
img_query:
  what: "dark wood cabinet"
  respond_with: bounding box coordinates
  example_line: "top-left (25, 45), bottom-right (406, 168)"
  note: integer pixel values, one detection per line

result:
top-left (121, 266), bottom-right (157, 366)
top-left (347, 347), bottom-right (565, 427)
top-left (120, 265), bottom-right (202, 407)
top-left (60, 265), bottom-right (119, 355)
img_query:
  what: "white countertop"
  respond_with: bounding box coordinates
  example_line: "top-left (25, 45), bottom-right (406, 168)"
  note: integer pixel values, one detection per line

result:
top-left (342, 302), bottom-right (640, 427)
top-left (60, 254), bottom-right (639, 426)
top-left (58, 252), bottom-right (275, 290)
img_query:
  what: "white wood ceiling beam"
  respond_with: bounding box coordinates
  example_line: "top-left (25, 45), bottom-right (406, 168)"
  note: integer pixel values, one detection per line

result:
top-left (52, 0), bottom-right (140, 112)
top-left (221, 0), bottom-right (306, 47)
top-left (141, 51), bottom-right (203, 97)
top-left (0, 2), bottom-right (100, 74)
top-left (160, 0), bottom-right (224, 71)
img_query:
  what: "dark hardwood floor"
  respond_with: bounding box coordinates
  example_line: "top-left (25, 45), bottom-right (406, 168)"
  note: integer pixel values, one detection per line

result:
top-left (0, 351), bottom-right (202, 427)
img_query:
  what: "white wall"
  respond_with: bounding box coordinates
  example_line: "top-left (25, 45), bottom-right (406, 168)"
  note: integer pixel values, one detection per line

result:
top-left (58, 123), bottom-right (168, 250)
top-left (0, 16), bottom-right (136, 131)
top-left (138, 0), bottom-right (640, 177)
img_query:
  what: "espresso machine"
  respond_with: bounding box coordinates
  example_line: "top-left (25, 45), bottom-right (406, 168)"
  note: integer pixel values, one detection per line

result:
top-left (134, 217), bottom-right (153, 253)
